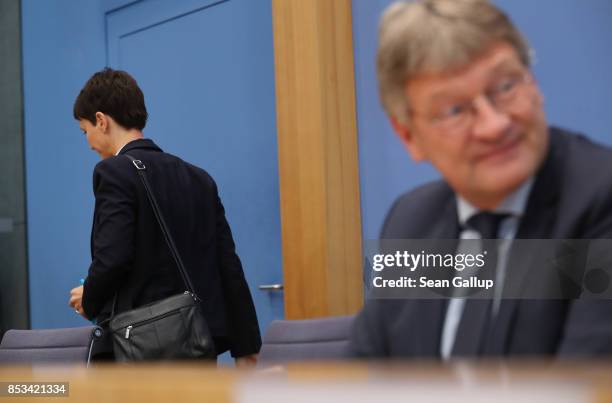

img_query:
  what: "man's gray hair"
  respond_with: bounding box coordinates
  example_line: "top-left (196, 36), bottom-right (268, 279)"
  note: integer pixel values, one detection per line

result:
top-left (377, 0), bottom-right (531, 124)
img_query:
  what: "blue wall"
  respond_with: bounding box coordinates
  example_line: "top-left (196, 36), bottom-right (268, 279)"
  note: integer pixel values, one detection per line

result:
top-left (22, 0), bottom-right (107, 328)
top-left (352, 0), bottom-right (612, 241)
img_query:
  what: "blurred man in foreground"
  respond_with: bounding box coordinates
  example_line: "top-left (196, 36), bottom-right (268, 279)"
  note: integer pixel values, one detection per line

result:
top-left (350, 0), bottom-right (612, 359)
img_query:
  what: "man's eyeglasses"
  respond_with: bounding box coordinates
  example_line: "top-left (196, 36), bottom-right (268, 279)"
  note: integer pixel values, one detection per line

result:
top-left (410, 72), bottom-right (534, 135)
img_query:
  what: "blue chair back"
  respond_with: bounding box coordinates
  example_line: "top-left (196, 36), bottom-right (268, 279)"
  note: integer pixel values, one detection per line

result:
top-left (0, 326), bottom-right (102, 366)
top-left (259, 315), bottom-right (355, 365)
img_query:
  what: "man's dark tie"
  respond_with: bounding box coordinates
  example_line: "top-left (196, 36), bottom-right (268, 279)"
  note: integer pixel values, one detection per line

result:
top-left (451, 212), bottom-right (508, 357)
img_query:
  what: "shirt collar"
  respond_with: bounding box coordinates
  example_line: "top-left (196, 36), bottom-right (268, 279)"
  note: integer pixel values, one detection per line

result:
top-left (456, 176), bottom-right (534, 226)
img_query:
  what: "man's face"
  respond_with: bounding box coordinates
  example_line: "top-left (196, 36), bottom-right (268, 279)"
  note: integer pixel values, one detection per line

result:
top-left (79, 118), bottom-right (113, 159)
top-left (394, 42), bottom-right (549, 209)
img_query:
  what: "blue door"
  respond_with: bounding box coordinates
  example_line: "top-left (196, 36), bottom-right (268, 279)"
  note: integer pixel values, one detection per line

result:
top-left (104, 0), bottom-right (285, 343)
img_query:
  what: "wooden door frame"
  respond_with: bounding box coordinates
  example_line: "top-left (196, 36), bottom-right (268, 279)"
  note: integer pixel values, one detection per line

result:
top-left (271, 0), bottom-right (364, 319)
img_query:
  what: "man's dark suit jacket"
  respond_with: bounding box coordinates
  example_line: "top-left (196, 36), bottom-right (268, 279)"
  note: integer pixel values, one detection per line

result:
top-left (350, 127), bottom-right (612, 358)
top-left (82, 139), bottom-right (261, 358)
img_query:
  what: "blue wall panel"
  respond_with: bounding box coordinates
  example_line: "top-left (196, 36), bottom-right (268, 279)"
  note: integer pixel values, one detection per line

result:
top-left (22, 0), bottom-right (107, 328)
top-left (352, 0), bottom-right (612, 241)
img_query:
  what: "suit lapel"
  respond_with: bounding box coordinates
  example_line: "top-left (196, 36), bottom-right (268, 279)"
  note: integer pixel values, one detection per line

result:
top-left (484, 129), bottom-right (562, 354)
top-left (90, 211), bottom-right (96, 259)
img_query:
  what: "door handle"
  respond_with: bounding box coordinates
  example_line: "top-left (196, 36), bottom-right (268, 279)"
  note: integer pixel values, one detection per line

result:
top-left (258, 284), bottom-right (284, 291)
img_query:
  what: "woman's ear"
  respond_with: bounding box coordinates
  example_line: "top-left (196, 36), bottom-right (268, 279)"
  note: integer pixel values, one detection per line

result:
top-left (95, 112), bottom-right (108, 133)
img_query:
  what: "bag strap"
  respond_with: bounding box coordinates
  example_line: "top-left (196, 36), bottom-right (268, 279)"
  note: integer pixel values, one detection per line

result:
top-left (123, 154), bottom-right (198, 295)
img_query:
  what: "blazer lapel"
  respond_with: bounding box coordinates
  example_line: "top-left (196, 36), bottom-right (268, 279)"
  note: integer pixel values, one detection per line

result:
top-left (90, 212), bottom-right (96, 260)
top-left (484, 129), bottom-right (562, 354)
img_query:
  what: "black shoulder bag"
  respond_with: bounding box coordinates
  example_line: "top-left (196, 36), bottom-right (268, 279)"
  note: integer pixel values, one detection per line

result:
top-left (108, 155), bottom-right (216, 361)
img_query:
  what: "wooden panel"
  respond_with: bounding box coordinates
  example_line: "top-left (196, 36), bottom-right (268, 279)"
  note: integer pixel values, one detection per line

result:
top-left (272, 0), bottom-right (363, 318)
